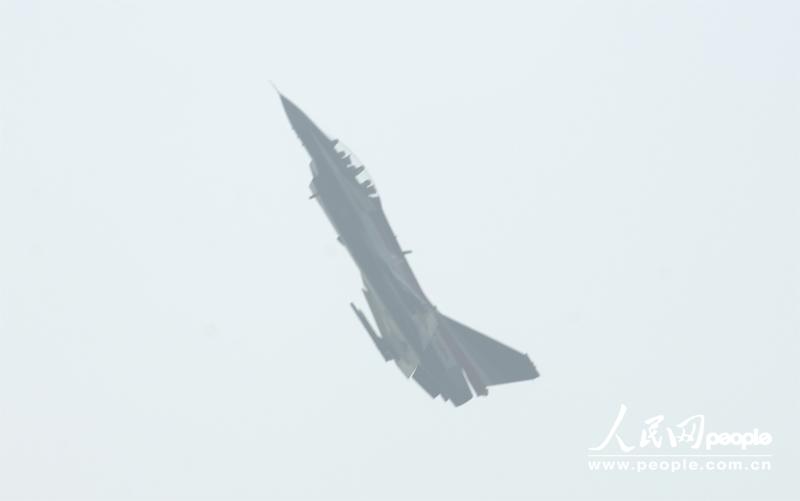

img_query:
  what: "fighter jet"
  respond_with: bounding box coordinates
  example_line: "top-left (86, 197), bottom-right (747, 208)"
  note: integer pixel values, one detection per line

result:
top-left (278, 92), bottom-right (539, 406)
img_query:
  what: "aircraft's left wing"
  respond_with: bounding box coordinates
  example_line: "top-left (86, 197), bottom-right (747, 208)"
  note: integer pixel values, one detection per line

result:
top-left (350, 303), bottom-right (392, 361)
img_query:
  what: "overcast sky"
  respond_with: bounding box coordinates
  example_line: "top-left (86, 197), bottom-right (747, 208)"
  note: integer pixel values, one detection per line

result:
top-left (1, 1), bottom-right (798, 500)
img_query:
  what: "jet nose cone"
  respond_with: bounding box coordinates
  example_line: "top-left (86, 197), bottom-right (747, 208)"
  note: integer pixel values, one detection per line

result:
top-left (276, 91), bottom-right (310, 130)
top-left (275, 89), bottom-right (332, 147)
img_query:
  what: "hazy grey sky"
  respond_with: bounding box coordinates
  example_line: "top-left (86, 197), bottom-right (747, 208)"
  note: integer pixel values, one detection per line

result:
top-left (1, 1), bottom-right (798, 499)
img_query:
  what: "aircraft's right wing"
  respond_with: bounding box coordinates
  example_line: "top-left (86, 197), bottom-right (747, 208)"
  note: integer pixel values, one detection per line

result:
top-left (439, 314), bottom-right (540, 387)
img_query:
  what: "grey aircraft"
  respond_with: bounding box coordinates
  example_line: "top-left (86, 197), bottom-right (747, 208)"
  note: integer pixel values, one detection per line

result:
top-left (278, 92), bottom-right (539, 406)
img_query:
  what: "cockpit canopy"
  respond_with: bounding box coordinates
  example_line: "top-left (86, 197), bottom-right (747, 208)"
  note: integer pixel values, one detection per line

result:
top-left (333, 140), bottom-right (379, 198)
